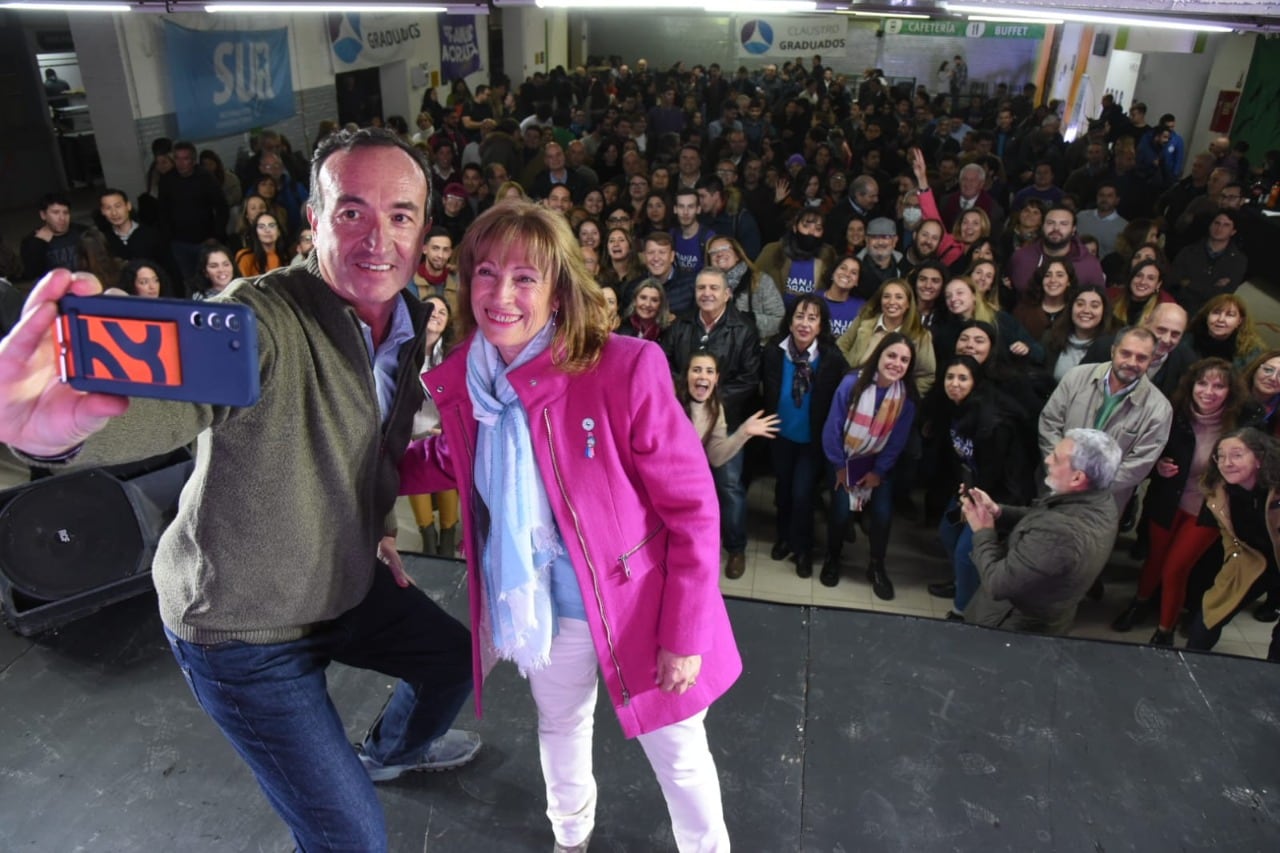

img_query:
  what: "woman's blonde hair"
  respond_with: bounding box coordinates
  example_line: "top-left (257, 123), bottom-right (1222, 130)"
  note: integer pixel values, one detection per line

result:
top-left (455, 201), bottom-right (610, 373)
top-left (946, 276), bottom-right (995, 324)
top-left (1192, 293), bottom-right (1266, 359)
top-left (951, 206), bottom-right (991, 243)
top-left (854, 278), bottom-right (928, 341)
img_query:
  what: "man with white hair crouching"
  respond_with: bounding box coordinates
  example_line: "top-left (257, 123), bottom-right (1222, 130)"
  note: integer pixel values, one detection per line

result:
top-left (959, 428), bottom-right (1122, 635)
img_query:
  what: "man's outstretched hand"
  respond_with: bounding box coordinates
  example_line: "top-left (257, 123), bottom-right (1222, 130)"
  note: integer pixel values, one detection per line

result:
top-left (0, 269), bottom-right (129, 457)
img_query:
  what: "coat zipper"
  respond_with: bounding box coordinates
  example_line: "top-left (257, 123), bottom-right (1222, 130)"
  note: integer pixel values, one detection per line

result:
top-left (542, 409), bottom-right (630, 706)
top-left (618, 525), bottom-right (662, 578)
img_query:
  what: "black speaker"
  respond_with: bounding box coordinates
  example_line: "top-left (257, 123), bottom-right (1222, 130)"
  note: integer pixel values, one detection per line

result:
top-left (0, 457), bottom-right (193, 636)
top-left (1093, 33), bottom-right (1110, 57)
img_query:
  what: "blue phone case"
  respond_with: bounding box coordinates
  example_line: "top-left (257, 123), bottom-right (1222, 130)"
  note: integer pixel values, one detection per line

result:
top-left (56, 294), bottom-right (260, 407)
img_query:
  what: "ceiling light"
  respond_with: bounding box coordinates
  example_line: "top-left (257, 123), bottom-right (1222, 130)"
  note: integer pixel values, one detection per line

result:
top-left (946, 4), bottom-right (1233, 33)
top-left (704, 0), bottom-right (816, 10)
top-left (537, 0), bottom-right (816, 9)
top-left (207, 2), bottom-right (447, 11)
top-left (1, 1), bottom-right (131, 9)
top-left (967, 15), bottom-right (1062, 26)
top-left (840, 10), bottom-right (931, 19)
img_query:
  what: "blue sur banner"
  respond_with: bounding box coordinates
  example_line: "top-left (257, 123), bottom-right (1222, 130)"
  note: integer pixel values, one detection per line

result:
top-left (438, 14), bottom-right (482, 82)
top-left (164, 22), bottom-right (296, 139)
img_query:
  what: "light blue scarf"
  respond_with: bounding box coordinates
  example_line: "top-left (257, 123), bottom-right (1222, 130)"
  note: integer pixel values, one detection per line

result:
top-left (466, 323), bottom-right (561, 676)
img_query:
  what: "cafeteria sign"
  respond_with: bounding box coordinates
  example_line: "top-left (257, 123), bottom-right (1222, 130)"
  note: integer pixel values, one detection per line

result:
top-left (883, 18), bottom-right (1047, 39)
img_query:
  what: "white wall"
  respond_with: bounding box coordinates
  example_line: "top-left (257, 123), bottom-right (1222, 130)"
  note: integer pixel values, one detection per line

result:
top-left (1188, 32), bottom-right (1256, 161)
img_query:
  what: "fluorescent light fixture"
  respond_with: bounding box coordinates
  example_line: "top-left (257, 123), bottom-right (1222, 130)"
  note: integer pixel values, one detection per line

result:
top-left (1, 1), bottom-right (131, 9)
top-left (537, 0), bottom-right (688, 7)
top-left (968, 15), bottom-right (1062, 25)
top-left (208, 2), bottom-right (446, 11)
top-left (537, 0), bottom-right (816, 9)
top-left (946, 4), bottom-right (1233, 33)
top-left (704, 0), bottom-right (816, 10)
top-left (840, 10), bottom-right (931, 19)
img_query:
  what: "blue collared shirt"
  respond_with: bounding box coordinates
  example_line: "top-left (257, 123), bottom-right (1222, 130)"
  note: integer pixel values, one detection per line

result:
top-left (356, 296), bottom-right (415, 425)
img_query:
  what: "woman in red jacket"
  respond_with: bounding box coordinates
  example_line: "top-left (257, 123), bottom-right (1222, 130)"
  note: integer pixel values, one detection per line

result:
top-left (399, 202), bottom-right (739, 852)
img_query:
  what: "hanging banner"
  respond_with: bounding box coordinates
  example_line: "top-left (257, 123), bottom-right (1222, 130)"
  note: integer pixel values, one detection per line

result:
top-left (438, 14), bottom-right (483, 81)
top-left (735, 15), bottom-right (848, 59)
top-left (883, 19), bottom-right (1047, 39)
top-left (328, 13), bottom-right (431, 72)
top-left (163, 22), bottom-right (295, 139)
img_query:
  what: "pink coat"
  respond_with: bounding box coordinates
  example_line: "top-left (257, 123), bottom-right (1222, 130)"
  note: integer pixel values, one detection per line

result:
top-left (400, 333), bottom-right (742, 738)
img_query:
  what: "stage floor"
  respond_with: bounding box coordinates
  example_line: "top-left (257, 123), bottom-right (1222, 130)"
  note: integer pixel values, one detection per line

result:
top-left (2, 556), bottom-right (1279, 852)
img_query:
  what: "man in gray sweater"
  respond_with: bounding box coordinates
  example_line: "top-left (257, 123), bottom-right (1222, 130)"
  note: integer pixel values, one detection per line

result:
top-left (0, 129), bottom-right (477, 851)
top-left (960, 429), bottom-right (1122, 635)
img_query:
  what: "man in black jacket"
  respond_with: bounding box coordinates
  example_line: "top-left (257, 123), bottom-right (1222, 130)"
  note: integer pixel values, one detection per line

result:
top-left (96, 189), bottom-right (172, 278)
top-left (663, 267), bottom-right (762, 579)
top-left (159, 141), bottom-right (228, 281)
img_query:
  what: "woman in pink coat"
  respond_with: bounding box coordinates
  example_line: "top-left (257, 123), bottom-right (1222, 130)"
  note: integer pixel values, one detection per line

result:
top-left (398, 201), bottom-right (741, 852)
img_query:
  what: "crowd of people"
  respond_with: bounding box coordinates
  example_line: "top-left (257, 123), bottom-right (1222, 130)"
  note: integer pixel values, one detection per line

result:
top-left (370, 55), bottom-right (1278, 656)
top-left (1, 50), bottom-right (1279, 851)
top-left (4, 53), bottom-right (1279, 646)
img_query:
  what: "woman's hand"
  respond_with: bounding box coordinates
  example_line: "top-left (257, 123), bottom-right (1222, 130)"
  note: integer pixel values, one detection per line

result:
top-left (909, 147), bottom-right (928, 188)
top-left (835, 466), bottom-right (849, 491)
top-left (1155, 457), bottom-right (1180, 478)
top-left (855, 470), bottom-right (882, 489)
top-left (741, 410), bottom-right (781, 439)
top-left (1009, 341), bottom-right (1030, 357)
top-left (656, 648), bottom-right (702, 694)
top-left (774, 177), bottom-right (791, 204)
top-left (377, 535), bottom-right (413, 588)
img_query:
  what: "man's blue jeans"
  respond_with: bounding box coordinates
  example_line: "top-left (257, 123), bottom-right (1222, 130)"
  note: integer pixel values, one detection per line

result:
top-left (938, 500), bottom-right (980, 612)
top-left (711, 449), bottom-right (746, 554)
top-left (165, 565), bottom-right (473, 852)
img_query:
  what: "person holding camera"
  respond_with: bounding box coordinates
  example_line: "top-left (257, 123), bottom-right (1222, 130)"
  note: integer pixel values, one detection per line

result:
top-left (960, 429), bottom-right (1122, 635)
top-left (0, 128), bottom-right (477, 852)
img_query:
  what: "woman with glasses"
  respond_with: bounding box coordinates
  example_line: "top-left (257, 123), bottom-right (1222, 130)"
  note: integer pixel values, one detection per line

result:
top-left (1184, 428), bottom-right (1280, 661)
top-left (235, 212), bottom-right (285, 277)
top-left (602, 204), bottom-right (634, 236)
top-left (626, 173), bottom-right (651, 219)
top-left (1239, 351), bottom-right (1280, 621)
top-left (1112, 359), bottom-right (1255, 645)
top-left (705, 235), bottom-right (784, 342)
top-left (1243, 351), bottom-right (1280, 436)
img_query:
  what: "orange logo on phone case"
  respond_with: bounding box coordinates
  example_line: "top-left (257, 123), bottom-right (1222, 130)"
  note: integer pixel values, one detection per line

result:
top-left (77, 316), bottom-right (183, 386)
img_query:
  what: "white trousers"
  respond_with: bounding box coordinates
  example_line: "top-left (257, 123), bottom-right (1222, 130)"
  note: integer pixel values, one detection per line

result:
top-left (526, 618), bottom-right (731, 851)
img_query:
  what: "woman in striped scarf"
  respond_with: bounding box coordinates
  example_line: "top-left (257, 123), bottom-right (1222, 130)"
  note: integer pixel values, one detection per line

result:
top-left (820, 332), bottom-right (919, 595)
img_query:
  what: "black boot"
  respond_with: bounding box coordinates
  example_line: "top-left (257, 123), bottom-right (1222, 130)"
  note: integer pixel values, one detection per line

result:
top-left (819, 553), bottom-right (840, 587)
top-left (927, 580), bottom-right (956, 599)
top-left (1111, 598), bottom-right (1152, 633)
top-left (795, 552), bottom-right (813, 579)
top-left (867, 559), bottom-right (894, 601)
top-left (1150, 628), bottom-right (1175, 647)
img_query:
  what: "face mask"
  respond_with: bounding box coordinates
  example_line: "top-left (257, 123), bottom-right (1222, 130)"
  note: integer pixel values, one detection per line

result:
top-left (901, 207), bottom-right (923, 227)
top-left (795, 232), bottom-right (822, 254)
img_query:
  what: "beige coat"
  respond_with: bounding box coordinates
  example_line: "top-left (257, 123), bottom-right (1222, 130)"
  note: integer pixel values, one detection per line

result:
top-left (1200, 484), bottom-right (1280, 628)
top-left (836, 316), bottom-right (936, 396)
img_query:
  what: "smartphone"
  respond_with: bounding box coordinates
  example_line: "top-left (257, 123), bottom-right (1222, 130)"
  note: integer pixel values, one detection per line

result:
top-left (55, 294), bottom-right (260, 407)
